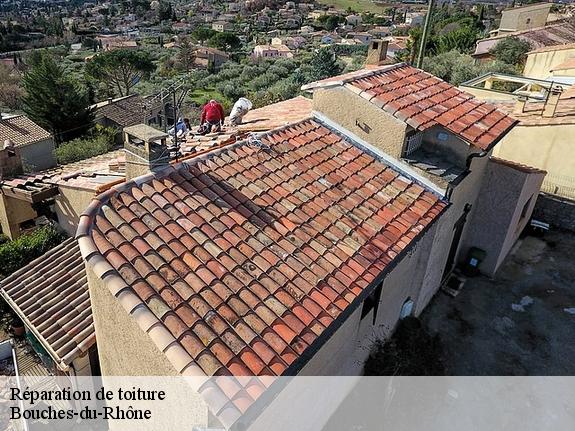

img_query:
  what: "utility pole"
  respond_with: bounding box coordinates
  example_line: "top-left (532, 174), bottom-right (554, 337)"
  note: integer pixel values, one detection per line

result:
top-left (416, 0), bottom-right (435, 69)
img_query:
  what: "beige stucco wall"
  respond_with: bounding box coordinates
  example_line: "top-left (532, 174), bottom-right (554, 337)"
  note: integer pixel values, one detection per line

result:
top-left (313, 87), bottom-right (408, 158)
top-left (19, 139), bottom-right (57, 172)
top-left (493, 124), bottom-right (575, 182)
top-left (0, 194), bottom-right (38, 239)
top-left (86, 266), bottom-right (180, 376)
top-left (55, 186), bottom-right (98, 236)
top-left (464, 160), bottom-right (544, 275)
top-left (524, 48), bottom-right (575, 79)
top-left (499, 5), bottom-right (550, 32)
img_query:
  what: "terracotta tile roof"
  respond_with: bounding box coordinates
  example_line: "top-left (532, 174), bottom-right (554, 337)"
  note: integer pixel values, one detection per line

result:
top-left (177, 97), bottom-right (313, 155)
top-left (490, 157), bottom-right (547, 175)
top-left (304, 64), bottom-right (517, 150)
top-left (0, 238), bottom-right (94, 369)
top-left (78, 119), bottom-right (445, 380)
top-left (0, 115), bottom-right (52, 147)
top-left (550, 57), bottom-right (575, 72)
top-left (474, 22), bottom-right (575, 57)
top-left (1, 150), bottom-right (125, 193)
top-left (494, 97), bottom-right (575, 126)
top-left (95, 95), bottom-right (150, 128)
top-left (528, 41), bottom-right (575, 54)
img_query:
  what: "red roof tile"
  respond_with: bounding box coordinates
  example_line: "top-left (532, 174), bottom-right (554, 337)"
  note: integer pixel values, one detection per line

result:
top-left (0, 238), bottom-right (95, 369)
top-left (303, 64), bottom-right (517, 150)
top-left (79, 119), bottom-right (446, 380)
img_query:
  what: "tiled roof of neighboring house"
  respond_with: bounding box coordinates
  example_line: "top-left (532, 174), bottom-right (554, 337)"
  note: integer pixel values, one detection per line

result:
top-left (303, 63), bottom-right (517, 150)
top-left (0, 238), bottom-right (94, 369)
top-left (1, 150), bottom-right (125, 193)
top-left (77, 119), bottom-right (445, 383)
top-left (490, 157), bottom-right (547, 175)
top-left (474, 22), bottom-right (575, 57)
top-left (0, 115), bottom-right (52, 147)
top-left (95, 94), bottom-right (149, 128)
top-left (178, 96), bottom-right (313, 154)
top-left (528, 41), bottom-right (575, 54)
top-left (493, 97), bottom-right (575, 126)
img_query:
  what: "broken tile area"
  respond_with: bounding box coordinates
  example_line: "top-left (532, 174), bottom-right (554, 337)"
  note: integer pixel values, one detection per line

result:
top-left (88, 118), bottom-right (446, 378)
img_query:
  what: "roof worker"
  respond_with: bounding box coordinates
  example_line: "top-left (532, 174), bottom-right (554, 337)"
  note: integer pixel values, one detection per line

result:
top-left (229, 97), bottom-right (253, 126)
top-left (198, 99), bottom-right (225, 135)
top-left (168, 117), bottom-right (189, 138)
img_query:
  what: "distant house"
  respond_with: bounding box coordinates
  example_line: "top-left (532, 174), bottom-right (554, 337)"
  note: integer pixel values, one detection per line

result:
top-left (405, 12), bottom-right (425, 27)
top-left (92, 94), bottom-right (165, 133)
top-left (271, 36), bottom-right (306, 49)
top-left (493, 2), bottom-right (552, 36)
top-left (348, 32), bottom-right (373, 45)
top-left (0, 114), bottom-right (56, 172)
top-left (195, 46), bottom-right (230, 69)
top-left (212, 21), bottom-right (233, 32)
top-left (346, 14), bottom-right (362, 27)
top-left (95, 35), bottom-right (138, 51)
top-left (253, 44), bottom-right (293, 60)
top-left (473, 22), bottom-right (575, 63)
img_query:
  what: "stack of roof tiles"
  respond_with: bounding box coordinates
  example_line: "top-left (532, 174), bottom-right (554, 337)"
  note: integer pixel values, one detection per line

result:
top-left (304, 63), bottom-right (517, 150)
top-left (0, 238), bottom-right (94, 368)
top-left (78, 119), bottom-right (446, 382)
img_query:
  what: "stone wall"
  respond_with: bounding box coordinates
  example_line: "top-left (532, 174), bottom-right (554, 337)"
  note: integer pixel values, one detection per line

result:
top-left (533, 193), bottom-right (575, 232)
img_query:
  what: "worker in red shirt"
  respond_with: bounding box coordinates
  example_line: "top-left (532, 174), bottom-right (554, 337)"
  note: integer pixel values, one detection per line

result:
top-left (199, 99), bottom-right (225, 135)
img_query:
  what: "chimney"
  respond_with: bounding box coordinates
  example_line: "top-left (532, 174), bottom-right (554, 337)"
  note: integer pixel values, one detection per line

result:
top-left (543, 86), bottom-right (562, 118)
top-left (366, 39), bottom-right (389, 67)
top-left (514, 96), bottom-right (527, 115)
top-left (107, 97), bottom-right (113, 105)
top-left (123, 124), bottom-right (170, 181)
top-left (0, 139), bottom-right (23, 180)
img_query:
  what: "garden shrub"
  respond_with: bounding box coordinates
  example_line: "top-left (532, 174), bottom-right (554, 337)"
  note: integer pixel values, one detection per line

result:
top-left (0, 225), bottom-right (67, 278)
top-left (55, 125), bottom-right (117, 165)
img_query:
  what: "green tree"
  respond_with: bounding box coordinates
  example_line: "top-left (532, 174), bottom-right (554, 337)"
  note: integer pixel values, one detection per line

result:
top-left (192, 27), bottom-right (217, 44)
top-left (157, 0), bottom-right (174, 22)
top-left (85, 49), bottom-right (155, 96)
top-left (22, 52), bottom-right (93, 143)
top-left (208, 32), bottom-right (240, 51)
top-left (177, 38), bottom-right (196, 72)
top-left (489, 37), bottom-right (532, 66)
top-left (423, 50), bottom-right (517, 86)
top-left (309, 47), bottom-right (342, 81)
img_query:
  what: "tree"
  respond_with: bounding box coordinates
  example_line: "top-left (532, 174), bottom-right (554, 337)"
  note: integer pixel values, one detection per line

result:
top-left (157, 0), bottom-right (174, 22)
top-left (85, 49), bottom-right (155, 97)
top-left (208, 32), bottom-right (240, 51)
top-left (0, 64), bottom-right (23, 110)
top-left (489, 37), bottom-right (532, 66)
top-left (21, 52), bottom-right (93, 143)
top-left (177, 38), bottom-right (196, 72)
top-left (192, 27), bottom-right (216, 44)
top-left (423, 50), bottom-right (517, 86)
top-left (309, 47), bottom-right (342, 81)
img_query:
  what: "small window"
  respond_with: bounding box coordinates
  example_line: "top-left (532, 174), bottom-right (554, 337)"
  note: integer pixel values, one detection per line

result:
top-left (361, 283), bottom-right (383, 323)
top-left (400, 298), bottom-right (414, 319)
top-left (372, 41), bottom-right (379, 50)
top-left (403, 131), bottom-right (423, 157)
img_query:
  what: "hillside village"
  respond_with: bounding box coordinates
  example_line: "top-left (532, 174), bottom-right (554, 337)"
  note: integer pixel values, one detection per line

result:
top-left (1, 0), bottom-right (575, 430)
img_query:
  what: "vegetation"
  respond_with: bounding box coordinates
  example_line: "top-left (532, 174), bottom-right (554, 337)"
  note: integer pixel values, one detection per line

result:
top-left (489, 37), bottom-right (532, 66)
top-left (0, 63), bottom-right (23, 111)
top-left (317, 0), bottom-right (387, 14)
top-left (54, 125), bottom-right (117, 165)
top-left (364, 317), bottom-right (445, 376)
top-left (85, 49), bottom-right (156, 97)
top-left (22, 52), bottom-right (93, 143)
top-left (0, 225), bottom-right (67, 279)
top-left (423, 50), bottom-right (517, 86)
